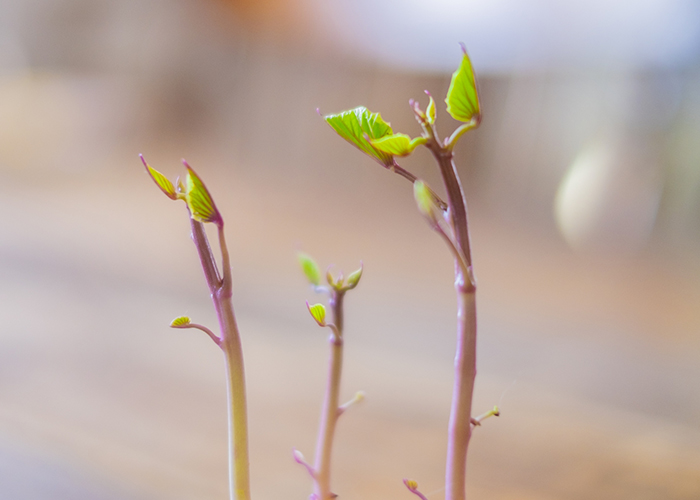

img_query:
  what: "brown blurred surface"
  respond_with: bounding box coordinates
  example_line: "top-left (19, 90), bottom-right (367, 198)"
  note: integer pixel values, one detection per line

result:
top-left (1, 1), bottom-right (700, 498)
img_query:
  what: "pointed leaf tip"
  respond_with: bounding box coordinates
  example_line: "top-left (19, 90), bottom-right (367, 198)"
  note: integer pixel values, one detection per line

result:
top-left (325, 106), bottom-right (394, 166)
top-left (142, 155), bottom-right (177, 200)
top-left (445, 50), bottom-right (481, 123)
top-left (298, 252), bottom-right (321, 286)
top-left (306, 301), bottom-right (327, 327)
top-left (170, 316), bottom-right (191, 327)
top-left (425, 92), bottom-right (436, 125)
top-left (185, 164), bottom-right (223, 227)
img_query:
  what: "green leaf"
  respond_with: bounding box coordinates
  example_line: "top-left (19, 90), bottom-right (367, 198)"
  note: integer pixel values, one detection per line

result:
top-left (298, 252), bottom-right (321, 286)
top-left (445, 51), bottom-right (480, 123)
top-left (426, 93), bottom-right (436, 125)
top-left (141, 155), bottom-right (177, 200)
top-left (344, 263), bottom-right (363, 289)
top-left (170, 316), bottom-right (191, 327)
top-left (306, 301), bottom-right (326, 327)
top-left (184, 162), bottom-right (223, 228)
top-left (325, 106), bottom-right (395, 166)
top-left (370, 133), bottom-right (427, 156)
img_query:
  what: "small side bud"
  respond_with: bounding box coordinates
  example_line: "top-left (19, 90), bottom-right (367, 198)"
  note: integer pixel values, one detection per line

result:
top-left (292, 448), bottom-right (306, 464)
top-left (306, 301), bottom-right (327, 327)
top-left (298, 252), bottom-right (321, 286)
top-left (344, 262), bottom-right (363, 290)
top-left (170, 316), bottom-right (191, 328)
top-left (404, 479), bottom-right (418, 491)
top-left (414, 180), bottom-right (439, 225)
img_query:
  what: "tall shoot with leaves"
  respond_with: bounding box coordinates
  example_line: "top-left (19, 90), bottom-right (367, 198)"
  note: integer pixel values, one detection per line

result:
top-left (293, 253), bottom-right (364, 500)
top-left (141, 155), bottom-right (251, 500)
top-left (324, 47), bottom-right (488, 500)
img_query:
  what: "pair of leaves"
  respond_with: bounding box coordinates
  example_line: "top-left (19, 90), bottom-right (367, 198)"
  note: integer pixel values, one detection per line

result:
top-left (324, 107), bottom-right (426, 163)
top-left (142, 155), bottom-right (223, 228)
top-left (325, 50), bottom-right (480, 161)
top-left (298, 252), bottom-right (363, 291)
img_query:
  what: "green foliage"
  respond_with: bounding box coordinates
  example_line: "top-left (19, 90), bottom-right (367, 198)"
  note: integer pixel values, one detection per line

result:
top-left (445, 51), bottom-right (480, 123)
top-left (307, 302), bottom-right (327, 327)
top-left (141, 155), bottom-right (178, 200)
top-left (185, 163), bottom-right (223, 228)
top-left (170, 316), bottom-right (191, 327)
top-left (325, 107), bottom-right (395, 166)
top-left (371, 133), bottom-right (427, 157)
top-left (298, 252), bottom-right (321, 286)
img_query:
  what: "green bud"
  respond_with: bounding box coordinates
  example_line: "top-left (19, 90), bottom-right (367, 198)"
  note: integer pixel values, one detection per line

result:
top-left (344, 263), bottom-right (363, 290)
top-left (170, 316), bottom-right (191, 328)
top-left (414, 180), bottom-right (437, 222)
top-left (141, 155), bottom-right (178, 200)
top-left (184, 161), bottom-right (223, 228)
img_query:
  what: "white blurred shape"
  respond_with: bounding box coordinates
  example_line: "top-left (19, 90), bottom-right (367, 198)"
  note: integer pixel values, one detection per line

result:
top-left (310, 0), bottom-right (700, 72)
top-left (555, 139), bottom-right (661, 252)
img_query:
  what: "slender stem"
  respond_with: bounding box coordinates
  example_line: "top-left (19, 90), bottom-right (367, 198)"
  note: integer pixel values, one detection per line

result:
top-left (190, 218), bottom-right (251, 500)
top-left (312, 291), bottom-right (345, 500)
top-left (444, 289), bottom-right (477, 500)
top-left (424, 125), bottom-right (478, 500)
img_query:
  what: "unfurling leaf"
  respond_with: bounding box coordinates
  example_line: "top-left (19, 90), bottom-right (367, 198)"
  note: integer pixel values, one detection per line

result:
top-left (445, 50), bottom-right (480, 123)
top-left (306, 301), bottom-right (327, 327)
top-left (344, 263), bottom-right (363, 289)
top-left (298, 252), bottom-right (321, 286)
top-left (370, 133), bottom-right (427, 157)
top-left (426, 92), bottom-right (436, 125)
top-left (170, 316), bottom-right (192, 327)
top-left (325, 106), bottom-right (394, 166)
top-left (184, 162), bottom-right (223, 228)
top-left (141, 155), bottom-right (177, 200)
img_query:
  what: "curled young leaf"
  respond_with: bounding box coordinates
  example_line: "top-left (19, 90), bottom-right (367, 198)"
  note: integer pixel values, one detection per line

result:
top-left (298, 252), bottom-right (321, 286)
top-left (141, 155), bottom-right (178, 200)
top-left (170, 316), bottom-right (192, 327)
top-left (184, 161), bottom-right (223, 228)
top-left (425, 92), bottom-right (436, 125)
top-left (306, 301), bottom-right (327, 327)
top-left (445, 50), bottom-right (481, 123)
top-left (370, 133), bottom-right (427, 157)
top-left (325, 106), bottom-right (394, 166)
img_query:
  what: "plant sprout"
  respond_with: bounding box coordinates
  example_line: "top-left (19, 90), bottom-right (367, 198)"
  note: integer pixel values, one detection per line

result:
top-left (294, 253), bottom-right (364, 500)
top-left (141, 155), bottom-right (250, 500)
top-left (324, 45), bottom-right (495, 500)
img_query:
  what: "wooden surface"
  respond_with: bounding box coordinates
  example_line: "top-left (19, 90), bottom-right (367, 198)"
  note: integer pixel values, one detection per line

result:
top-left (1, 164), bottom-right (699, 500)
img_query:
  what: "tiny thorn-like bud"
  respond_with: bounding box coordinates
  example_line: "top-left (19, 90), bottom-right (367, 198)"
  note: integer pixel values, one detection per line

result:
top-left (293, 448), bottom-right (317, 479)
top-left (306, 301), bottom-right (327, 327)
top-left (403, 478), bottom-right (429, 500)
top-left (298, 252), bottom-right (321, 286)
top-left (344, 262), bottom-right (363, 290)
top-left (472, 405), bottom-right (501, 427)
top-left (170, 316), bottom-right (191, 328)
top-left (338, 390), bottom-right (365, 415)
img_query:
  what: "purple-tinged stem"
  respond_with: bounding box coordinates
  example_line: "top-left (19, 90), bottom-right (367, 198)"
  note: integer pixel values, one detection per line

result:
top-left (190, 219), bottom-right (251, 500)
top-left (424, 126), bottom-right (477, 500)
top-left (312, 290), bottom-right (345, 500)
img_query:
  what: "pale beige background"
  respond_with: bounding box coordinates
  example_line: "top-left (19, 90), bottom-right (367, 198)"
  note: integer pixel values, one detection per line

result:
top-left (1, 1), bottom-right (700, 499)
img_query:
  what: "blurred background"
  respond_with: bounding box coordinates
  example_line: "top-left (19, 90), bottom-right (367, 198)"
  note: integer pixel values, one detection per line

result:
top-left (1, 0), bottom-right (700, 498)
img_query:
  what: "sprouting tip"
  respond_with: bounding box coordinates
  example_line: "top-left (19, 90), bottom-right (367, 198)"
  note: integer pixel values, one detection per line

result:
top-left (459, 41), bottom-right (467, 55)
